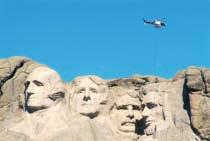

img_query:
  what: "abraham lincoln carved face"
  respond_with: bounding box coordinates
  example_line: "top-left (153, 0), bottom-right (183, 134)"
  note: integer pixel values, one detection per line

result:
top-left (141, 91), bottom-right (165, 135)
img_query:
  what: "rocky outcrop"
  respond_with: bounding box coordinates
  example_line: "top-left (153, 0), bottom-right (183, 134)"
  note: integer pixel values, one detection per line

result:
top-left (0, 57), bottom-right (41, 125)
top-left (184, 67), bottom-right (210, 140)
top-left (0, 56), bottom-right (209, 141)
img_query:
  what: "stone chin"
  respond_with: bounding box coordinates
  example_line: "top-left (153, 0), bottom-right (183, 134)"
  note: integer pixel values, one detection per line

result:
top-left (78, 105), bottom-right (98, 114)
top-left (144, 124), bottom-right (156, 135)
top-left (78, 107), bottom-right (99, 118)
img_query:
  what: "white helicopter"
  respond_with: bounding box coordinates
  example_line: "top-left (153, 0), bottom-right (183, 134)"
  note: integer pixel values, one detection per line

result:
top-left (143, 18), bottom-right (166, 28)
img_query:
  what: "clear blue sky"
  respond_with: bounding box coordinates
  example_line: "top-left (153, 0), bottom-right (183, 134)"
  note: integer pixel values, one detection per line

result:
top-left (0, 0), bottom-right (209, 81)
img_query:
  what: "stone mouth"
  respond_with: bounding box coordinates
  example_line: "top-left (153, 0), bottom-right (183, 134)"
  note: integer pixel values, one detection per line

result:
top-left (121, 121), bottom-right (135, 126)
top-left (81, 103), bottom-right (93, 106)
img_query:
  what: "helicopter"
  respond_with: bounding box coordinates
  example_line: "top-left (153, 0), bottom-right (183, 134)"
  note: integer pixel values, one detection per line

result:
top-left (143, 18), bottom-right (166, 28)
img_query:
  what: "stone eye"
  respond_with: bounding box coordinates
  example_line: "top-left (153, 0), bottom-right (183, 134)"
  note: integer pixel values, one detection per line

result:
top-left (117, 105), bottom-right (127, 110)
top-left (78, 88), bottom-right (85, 94)
top-left (141, 104), bottom-right (145, 109)
top-left (146, 103), bottom-right (157, 109)
top-left (33, 80), bottom-right (44, 86)
top-left (90, 88), bottom-right (97, 93)
top-left (133, 105), bottom-right (141, 110)
top-left (24, 81), bottom-right (30, 88)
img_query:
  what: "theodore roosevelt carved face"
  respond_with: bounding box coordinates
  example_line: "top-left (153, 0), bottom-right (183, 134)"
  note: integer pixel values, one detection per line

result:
top-left (110, 88), bottom-right (142, 134)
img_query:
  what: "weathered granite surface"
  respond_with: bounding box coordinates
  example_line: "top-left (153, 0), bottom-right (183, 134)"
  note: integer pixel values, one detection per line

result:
top-left (185, 67), bottom-right (210, 140)
top-left (0, 56), bottom-right (209, 141)
top-left (0, 57), bottom-right (41, 126)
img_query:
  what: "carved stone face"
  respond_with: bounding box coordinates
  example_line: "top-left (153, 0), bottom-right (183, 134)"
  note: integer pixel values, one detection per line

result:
top-left (141, 91), bottom-right (164, 135)
top-left (24, 67), bottom-right (64, 111)
top-left (71, 77), bottom-right (107, 117)
top-left (110, 94), bottom-right (142, 134)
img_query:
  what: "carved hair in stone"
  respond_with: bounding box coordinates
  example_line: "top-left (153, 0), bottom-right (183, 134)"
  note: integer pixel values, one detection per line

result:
top-left (24, 66), bottom-right (65, 113)
top-left (68, 75), bottom-right (108, 118)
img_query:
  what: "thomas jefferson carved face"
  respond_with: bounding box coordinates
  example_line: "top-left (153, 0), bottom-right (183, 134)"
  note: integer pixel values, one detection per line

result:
top-left (24, 67), bottom-right (65, 112)
top-left (141, 91), bottom-right (164, 135)
top-left (71, 76), bottom-right (108, 118)
top-left (110, 90), bottom-right (142, 134)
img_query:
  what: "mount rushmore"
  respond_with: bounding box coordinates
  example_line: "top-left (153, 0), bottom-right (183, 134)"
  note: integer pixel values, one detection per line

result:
top-left (0, 56), bottom-right (209, 141)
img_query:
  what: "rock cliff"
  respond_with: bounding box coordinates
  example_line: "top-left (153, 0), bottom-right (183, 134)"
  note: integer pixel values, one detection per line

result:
top-left (0, 56), bottom-right (209, 141)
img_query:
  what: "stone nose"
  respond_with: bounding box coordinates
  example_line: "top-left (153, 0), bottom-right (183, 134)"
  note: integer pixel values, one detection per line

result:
top-left (127, 113), bottom-right (134, 119)
top-left (127, 105), bottom-right (134, 119)
top-left (142, 107), bottom-right (150, 117)
top-left (25, 88), bottom-right (33, 95)
top-left (25, 92), bottom-right (34, 103)
top-left (83, 96), bottom-right (91, 101)
top-left (83, 91), bottom-right (91, 101)
top-left (84, 90), bottom-right (90, 97)
top-left (25, 83), bottom-right (35, 94)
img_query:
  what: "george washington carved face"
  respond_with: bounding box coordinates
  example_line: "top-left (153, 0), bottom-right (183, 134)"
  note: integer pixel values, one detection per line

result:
top-left (24, 67), bottom-right (65, 112)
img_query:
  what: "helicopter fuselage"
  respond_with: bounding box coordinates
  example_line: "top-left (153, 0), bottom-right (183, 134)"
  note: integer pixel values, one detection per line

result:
top-left (143, 18), bottom-right (166, 28)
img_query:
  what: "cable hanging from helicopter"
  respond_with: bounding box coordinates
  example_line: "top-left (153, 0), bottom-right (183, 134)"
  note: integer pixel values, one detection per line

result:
top-left (142, 17), bottom-right (167, 74)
